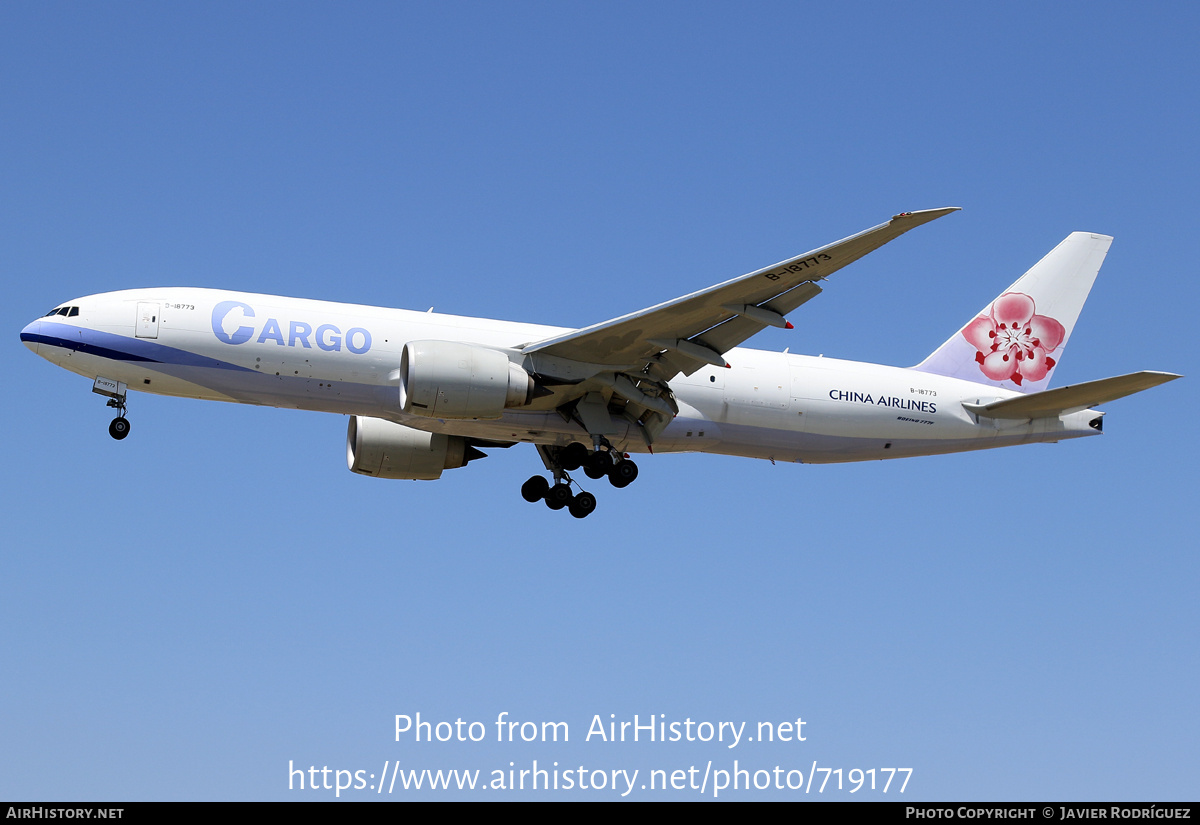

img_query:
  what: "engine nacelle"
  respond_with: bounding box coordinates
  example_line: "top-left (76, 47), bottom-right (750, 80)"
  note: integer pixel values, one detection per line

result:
top-left (346, 416), bottom-right (475, 480)
top-left (399, 340), bottom-right (533, 419)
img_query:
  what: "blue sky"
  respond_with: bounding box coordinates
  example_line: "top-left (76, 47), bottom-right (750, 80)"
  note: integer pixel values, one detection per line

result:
top-left (3, 2), bottom-right (1197, 801)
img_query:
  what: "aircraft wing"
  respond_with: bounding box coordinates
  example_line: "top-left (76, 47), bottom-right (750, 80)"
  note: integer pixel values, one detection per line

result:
top-left (521, 207), bottom-right (960, 380)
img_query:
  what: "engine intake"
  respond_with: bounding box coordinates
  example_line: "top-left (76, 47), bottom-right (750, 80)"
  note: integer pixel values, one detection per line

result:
top-left (347, 416), bottom-right (483, 480)
top-left (399, 340), bottom-right (533, 419)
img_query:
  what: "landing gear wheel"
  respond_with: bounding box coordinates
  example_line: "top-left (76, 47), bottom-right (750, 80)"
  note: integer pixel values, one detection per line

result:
top-left (568, 491), bottom-right (597, 519)
top-left (583, 451), bottom-right (611, 479)
top-left (561, 442), bottom-right (588, 471)
top-left (608, 459), bottom-right (638, 488)
top-left (108, 417), bottom-right (130, 440)
top-left (545, 483), bottom-right (574, 510)
top-left (521, 475), bottom-right (550, 503)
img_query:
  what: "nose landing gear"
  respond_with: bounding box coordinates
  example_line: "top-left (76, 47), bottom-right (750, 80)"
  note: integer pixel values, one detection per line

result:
top-left (92, 377), bottom-right (131, 441)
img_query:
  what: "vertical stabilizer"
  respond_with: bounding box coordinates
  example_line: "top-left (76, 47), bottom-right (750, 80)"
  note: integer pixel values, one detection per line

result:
top-left (912, 232), bottom-right (1112, 392)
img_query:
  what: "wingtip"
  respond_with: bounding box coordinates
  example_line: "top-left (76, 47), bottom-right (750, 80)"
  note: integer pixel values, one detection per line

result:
top-left (892, 207), bottom-right (962, 222)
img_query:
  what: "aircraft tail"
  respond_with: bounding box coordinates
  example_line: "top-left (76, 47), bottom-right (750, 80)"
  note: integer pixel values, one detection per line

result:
top-left (912, 232), bottom-right (1112, 392)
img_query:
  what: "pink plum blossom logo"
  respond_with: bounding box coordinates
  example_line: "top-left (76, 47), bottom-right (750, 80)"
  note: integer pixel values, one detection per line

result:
top-left (961, 292), bottom-right (1065, 386)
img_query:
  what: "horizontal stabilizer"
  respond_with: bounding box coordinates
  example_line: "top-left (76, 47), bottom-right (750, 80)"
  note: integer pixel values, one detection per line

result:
top-left (963, 371), bottom-right (1181, 419)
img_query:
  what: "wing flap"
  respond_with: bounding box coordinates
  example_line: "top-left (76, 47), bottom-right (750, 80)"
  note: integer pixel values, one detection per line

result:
top-left (963, 371), bottom-right (1181, 419)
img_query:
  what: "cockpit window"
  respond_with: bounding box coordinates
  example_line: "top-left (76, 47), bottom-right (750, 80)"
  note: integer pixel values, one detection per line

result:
top-left (57, 307), bottom-right (70, 316)
top-left (44, 306), bottom-right (80, 317)
top-left (45, 308), bottom-right (61, 317)
top-left (68, 307), bottom-right (79, 317)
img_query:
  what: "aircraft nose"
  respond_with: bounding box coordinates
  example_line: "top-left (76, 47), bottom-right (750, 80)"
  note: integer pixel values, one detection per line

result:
top-left (20, 319), bottom-right (42, 354)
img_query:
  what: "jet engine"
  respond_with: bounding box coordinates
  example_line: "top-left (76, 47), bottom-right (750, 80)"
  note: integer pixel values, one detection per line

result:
top-left (346, 416), bottom-right (484, 480)
top-left (399, 340), bottom-right (534, 419)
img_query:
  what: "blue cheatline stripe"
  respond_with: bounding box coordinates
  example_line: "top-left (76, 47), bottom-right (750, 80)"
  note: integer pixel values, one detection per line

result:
top-left (22, 322), bottom-right (256, 372)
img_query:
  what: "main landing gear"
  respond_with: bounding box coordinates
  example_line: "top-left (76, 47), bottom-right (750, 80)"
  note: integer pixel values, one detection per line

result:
top-left (521, 441), bottom-right (640, 519)
top-left (520, 475), bottom-right (597, 519)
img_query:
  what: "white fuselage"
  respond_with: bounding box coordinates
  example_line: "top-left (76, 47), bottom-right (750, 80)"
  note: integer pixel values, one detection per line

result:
top-left (20, 287), bottom-right (1101, 464)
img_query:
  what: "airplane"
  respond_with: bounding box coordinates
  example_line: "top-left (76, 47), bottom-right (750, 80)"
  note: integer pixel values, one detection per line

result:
top-left (19, 208), bottom-right (1180, 519)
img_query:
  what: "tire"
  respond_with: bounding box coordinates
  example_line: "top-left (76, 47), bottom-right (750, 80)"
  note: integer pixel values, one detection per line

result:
top-left (521, 475), bottom-right (549, 503)
top-left (545, 483), bottom-right (573, 510)
top-left (561, 442), bottom-right (587, 471)
top-left (608, 459), bottom-right (638, 488)
top-left (109, 417), bottom-right (130, 440)
top-left (569, 491), bottom-right (597, 519)
top-left (583, 451), bottom-right (611, 479)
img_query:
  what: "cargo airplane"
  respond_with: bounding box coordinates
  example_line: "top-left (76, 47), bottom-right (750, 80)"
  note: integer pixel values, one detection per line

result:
top-left (19, 208), bottom-right (1179, 518)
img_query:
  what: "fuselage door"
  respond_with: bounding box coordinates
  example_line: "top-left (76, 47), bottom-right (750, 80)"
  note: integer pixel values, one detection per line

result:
top-left (136, 302), bottom-right (160, 339)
